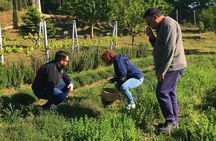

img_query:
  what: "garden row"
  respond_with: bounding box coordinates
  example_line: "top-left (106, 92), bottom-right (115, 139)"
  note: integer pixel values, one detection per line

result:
top-left (0, 54), bottom-right (215, 140)
top-left (0, 44), bottom-right (148, 89)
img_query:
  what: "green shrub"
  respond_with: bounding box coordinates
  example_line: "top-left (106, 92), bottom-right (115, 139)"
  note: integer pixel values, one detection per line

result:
top-left (21, 6), bottom-right (42, 34)
top-left (0, 0), bottom-right (11, 11)
top-left (199, 6), bottom-right (216, 33)
top-left (198, 21), bottom-right (205, 33)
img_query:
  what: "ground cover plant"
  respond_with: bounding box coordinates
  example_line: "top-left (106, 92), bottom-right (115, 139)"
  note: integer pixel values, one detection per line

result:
top-left (0, 14), bottom-right (216, 140)
top-left (0, 53), bottom-right (215, 140)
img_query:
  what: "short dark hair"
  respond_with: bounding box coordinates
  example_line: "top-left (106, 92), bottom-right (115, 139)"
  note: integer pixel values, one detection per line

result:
top-left (143, 8), bottom-right (161, 18)
top-left (54, 50), bottom-right (68, 62)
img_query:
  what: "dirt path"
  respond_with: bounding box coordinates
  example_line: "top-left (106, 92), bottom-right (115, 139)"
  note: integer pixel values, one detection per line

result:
top-left (0, 78), bottom-right (109, 96)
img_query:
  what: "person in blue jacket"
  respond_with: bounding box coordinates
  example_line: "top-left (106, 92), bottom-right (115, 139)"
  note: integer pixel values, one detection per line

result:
top-left (102, 49), bottom-right (144, 109)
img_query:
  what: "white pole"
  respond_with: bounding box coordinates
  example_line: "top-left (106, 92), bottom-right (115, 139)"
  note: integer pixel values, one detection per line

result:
top-left (36, 0), bottom-right (42, 46)
top-left (176, 9), bottom-right (179, 23)
top-left (193, 10), bottom-right (196, 25)
top-left (110, 21), bottom-right (118, 49)
top-left (38, 20), bottom-right (43, 46)
top-left (35, 0), bottom-right (41, 13)
top-left (72, 20), bottom-right (79, 52)
top-left (72, 20), bottom-right (75, 52)
top-left (0, 26), bottom-right (4, 64)
top-left (115, 21), bottom-right (118, 48)
top-left (75, 20), bottom-right (79, 51)
top-left (43, 21), bottom-right (49, 63)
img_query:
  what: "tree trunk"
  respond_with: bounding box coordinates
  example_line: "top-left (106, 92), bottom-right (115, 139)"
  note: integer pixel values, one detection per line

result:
top-left (12, 0), bottom-right (19, 29)
top-left (132, 35), bottom-right (135, 47)
top-left (17, 0), bottom-right (22, 11)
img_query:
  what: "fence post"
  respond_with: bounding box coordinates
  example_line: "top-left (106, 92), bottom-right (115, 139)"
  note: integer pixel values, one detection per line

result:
top-left (193, 10), bottom-right (196, 25)
top-left (0, 26), bottom-right (4, 64)
top-left (110, 21), bottom-right (118, 49)
top-left (71, 20), bottom-right (79, 53)
top-left (176, 9), bottom-right (179, 23)
top-left (36, 0), bottom-right (42, 46)
top-left (43, 21), bottom-right (49, 63)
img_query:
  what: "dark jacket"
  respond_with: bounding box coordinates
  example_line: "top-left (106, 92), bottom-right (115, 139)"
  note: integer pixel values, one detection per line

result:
top-left (111, 55), bottom-right (143, 84)
top-left (32, 60), bottom-right (71, 96)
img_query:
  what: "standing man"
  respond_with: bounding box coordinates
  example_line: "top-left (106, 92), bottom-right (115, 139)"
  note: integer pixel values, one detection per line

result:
top-left (143, 8), bottom-right (187, 132)
top-left (32, 50), bottom-right (74, 110)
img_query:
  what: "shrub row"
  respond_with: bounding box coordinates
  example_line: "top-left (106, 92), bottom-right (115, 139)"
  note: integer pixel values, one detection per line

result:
top-left (0, 55), bottom-right (152, 90)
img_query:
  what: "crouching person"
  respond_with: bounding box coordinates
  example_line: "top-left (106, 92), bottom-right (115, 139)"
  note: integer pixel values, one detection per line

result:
top-left (102, 49), bottom-right (144, 109)
top-left (32, 50), bottom-right (74, 110)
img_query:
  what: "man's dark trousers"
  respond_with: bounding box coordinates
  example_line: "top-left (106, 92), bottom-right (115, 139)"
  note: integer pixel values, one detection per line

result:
top-left (156, 69), bottom-right (183, 123)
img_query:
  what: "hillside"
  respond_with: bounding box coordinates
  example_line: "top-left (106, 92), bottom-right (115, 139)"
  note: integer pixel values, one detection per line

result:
top-left (0, 10), bottom-right (25, 29)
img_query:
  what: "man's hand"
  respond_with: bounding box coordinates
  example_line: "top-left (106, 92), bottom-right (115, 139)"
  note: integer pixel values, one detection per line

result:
top-left (67, 83), bottom-right (74, 93)
top-left (145, 26), bottom-right (154, 38)
top-left (157, 73), bottom-right (164, 82)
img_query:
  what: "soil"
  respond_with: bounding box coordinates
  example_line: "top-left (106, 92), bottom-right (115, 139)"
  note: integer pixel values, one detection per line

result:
top-left (0, 10), bottom-right (25, 28)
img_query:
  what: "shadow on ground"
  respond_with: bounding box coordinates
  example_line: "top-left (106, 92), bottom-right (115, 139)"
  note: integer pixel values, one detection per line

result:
top-left (56, 96), bottom-right (103, 118)
top-left (0, 92), bottom-right (37, 109)
top-left (185, 49), bottom-right (216, 55)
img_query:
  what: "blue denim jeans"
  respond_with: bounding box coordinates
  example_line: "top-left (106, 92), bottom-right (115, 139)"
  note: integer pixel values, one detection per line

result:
top-left (119, 77), bottom-right (144, 103)
top-left (34, 80), bottom-right (73, 105)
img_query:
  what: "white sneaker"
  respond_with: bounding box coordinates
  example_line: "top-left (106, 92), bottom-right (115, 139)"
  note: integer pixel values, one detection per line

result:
top-left (126, 102), bottom-right (136, 109)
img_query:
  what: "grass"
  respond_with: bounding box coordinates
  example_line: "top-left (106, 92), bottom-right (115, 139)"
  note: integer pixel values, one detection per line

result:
top-left (0, 54), bottom-right (215, 140)
top-left (0, 25), bottom-right (216, 140)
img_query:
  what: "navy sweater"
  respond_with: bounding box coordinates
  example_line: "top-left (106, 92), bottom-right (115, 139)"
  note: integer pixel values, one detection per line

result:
top-left (111, 55), bottom-right (143, 83)
top-left (32, 61), bottom-right (71, 96)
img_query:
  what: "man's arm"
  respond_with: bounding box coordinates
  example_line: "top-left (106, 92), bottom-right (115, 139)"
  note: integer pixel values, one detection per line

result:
top-left (62, 70), bottom-right (74, 92)
top-left (158, 24), bottom-right (177, 78)
top-left (145, 26), bottom-right (156, 47)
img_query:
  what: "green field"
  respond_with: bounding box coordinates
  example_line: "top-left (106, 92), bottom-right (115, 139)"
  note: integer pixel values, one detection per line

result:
top-left (0, 25), bottom-right (216, 140)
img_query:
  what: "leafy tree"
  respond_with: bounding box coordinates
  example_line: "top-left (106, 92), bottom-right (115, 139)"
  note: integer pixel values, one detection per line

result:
top-left (62, 0), bottom-right (114, 39)
top-left (165, 0), bottom-right (216, 23)
top-left (41, 0), bottom-right (63, 14)
top-left (0, 0), bottom-right (11, 11)
top-left (112, 0), bottom-right (171, 46)
top-left (12, 0), bottom-right (18, 29)
top-left (112, 0), bottom-right (145, 46)
top-left (199, 6), bottom-right (216, 33)
top-left (22, 6), bottom-right (42, 34)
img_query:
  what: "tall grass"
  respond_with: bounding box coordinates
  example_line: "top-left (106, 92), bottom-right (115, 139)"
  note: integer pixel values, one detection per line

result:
top-left (0, 54), bottom-right (215, 140)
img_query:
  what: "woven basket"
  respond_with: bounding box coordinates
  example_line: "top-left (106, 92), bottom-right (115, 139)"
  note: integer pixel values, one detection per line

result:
top-left (101, 87), bottom-right (119, 103)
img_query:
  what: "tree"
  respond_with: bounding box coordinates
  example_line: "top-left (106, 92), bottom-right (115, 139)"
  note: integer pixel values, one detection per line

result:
top-left (22, 6), bottom-right (42, 34)
top-left (41, 0), bottom-right (63, 14)
top-left (199, 6), bottom-right (216, 33)
top-left (112, 0), bottom-right (144, 46)
top-left (12, 0), bottom-right (19, 29)
top-left (0, 0), bottom-right (12, 11)
top-left (112, 0), bottom-right (171, 46)
top-left (62, 0), bottom-right (114, 39)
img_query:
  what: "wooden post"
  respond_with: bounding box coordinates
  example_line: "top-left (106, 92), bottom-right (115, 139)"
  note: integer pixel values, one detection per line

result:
top-left (36, 0), bottom-right (41, 13)
top-left (43, 21), bottom-right (49, 63)
top-left (0, 26), bottom-right (4, 64)
top-left (176, 9), bottom-right (179, 23)
top-left (36, 0), bottom-right (42, 46)
top-left (110, 21), bottom-right (118, 49)
top-left (193, 10), bottom-right (196, 25)
top-left (71, 20), bottom-right (79, 52)
top-left (38, 21), bottom-right (43, 46)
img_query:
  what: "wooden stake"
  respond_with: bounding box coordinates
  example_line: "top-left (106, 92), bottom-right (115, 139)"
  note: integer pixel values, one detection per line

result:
top-left (0, 26), bottom-right (4, 64)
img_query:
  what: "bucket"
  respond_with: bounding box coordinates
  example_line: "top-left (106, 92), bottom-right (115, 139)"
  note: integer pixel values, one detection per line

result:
top-left (101, 83), bottom-right (119, 103)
